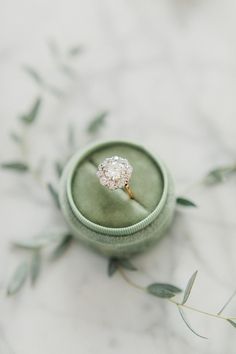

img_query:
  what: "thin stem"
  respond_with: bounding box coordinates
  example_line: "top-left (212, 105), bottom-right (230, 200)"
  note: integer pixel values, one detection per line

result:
top-left (169, 299), bottom-right (229, 321)
top-left (118, 269), bottom-right (236, 322)
top-left (118, 267), bottom-right (146, 291)
top-left (19, 126), bottom-right (46, 188)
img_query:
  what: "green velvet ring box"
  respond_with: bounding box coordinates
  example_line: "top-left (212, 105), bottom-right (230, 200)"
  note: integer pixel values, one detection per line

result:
top-left (59, 141), bottom-right (175, 257)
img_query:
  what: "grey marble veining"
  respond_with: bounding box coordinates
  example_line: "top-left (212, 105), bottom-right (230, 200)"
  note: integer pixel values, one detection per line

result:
top-left (1, 0), bottom-right (236, 353)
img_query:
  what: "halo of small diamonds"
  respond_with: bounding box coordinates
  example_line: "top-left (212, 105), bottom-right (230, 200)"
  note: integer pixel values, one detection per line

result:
top-left (96, 156), bottom-right (133, 190)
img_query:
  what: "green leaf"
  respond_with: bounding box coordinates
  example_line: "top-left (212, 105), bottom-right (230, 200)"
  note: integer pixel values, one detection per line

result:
top-left (217, 290), bottom-right (236, 315)
top-left (50, 234), bottom-right (73, 260)
top-left (47, 183), bottom-right (60, 209)
top-left (176, 197), bottom-right (197, 208)
top-left (12, 233), bottom-right (65, 250)
top-left (7, 262), bottom-right (28, 296)
top-left (68, 45), bottom-right (83, 57)
top-left (118, 259), bottom-right (137, 271)
top-left (108, 258), bottom-right (119, 277)
top-left (147, 283), bottom-right (181, 298)
top-left (13, 239), bottom-right (44, 249)
top-left (205, 166), bottom-right (236, 185)
top-left (54, 161), bottom-right (64, 178)
top-left (23, 66), bottom-right (43, 85)
top-left (178, 307), bottom-right (208, 339)
top-left (20, 97), bottom-right (42, 125)
top-left (1, 161), bottom-right (29, 172)
top-left (87, 111), bottom-right (108, 135)
top-left (9, 132), bottom-right (22, 144)
top-left (182, 271), bottom-right (198, 305)
top-left (227, 319), bottom-right (236, 328)
top-left (30, 251), bottom-right (41, 285)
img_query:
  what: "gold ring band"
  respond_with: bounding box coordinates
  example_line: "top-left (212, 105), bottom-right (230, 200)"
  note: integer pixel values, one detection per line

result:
top-left (124, 183), bottom-right (134, 199)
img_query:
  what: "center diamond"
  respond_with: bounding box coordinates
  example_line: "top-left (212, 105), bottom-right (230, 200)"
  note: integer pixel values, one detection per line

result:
top-left (97, 156), bottom-right (133, 190)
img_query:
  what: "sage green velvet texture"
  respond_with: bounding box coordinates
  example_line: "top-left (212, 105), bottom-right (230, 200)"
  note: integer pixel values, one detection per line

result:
top-left (72, 143), bottom-right (164, 228)
top-left (59, 141), bottom-right (176, 257)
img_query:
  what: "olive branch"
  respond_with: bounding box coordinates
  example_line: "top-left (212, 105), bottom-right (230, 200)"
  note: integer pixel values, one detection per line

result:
top-left (1, 40), bottom-right (236, 340)
top-left (108, 258), bottom-right (236, 339)
top-left (1, 40), bottom-right (108, 293)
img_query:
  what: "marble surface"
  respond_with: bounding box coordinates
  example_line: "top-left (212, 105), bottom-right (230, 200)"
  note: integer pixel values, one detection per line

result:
top-left (1, 0), bottom-right (236, 353)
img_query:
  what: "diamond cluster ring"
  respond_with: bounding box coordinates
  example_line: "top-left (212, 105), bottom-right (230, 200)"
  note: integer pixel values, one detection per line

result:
top-left (96, 156), bottom-right (134, 199)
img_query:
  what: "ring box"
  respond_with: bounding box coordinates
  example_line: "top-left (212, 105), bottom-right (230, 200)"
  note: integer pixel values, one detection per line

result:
top-left (59, 141), bottom-right (176, 257)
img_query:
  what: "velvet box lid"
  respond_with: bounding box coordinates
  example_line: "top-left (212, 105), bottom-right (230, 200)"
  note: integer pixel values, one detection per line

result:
top-left (59, 141), bottom-right (175, 257)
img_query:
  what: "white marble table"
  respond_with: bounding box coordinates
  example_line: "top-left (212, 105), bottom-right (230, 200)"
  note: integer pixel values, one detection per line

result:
top-left (1, 0), bottom-right (236, 353)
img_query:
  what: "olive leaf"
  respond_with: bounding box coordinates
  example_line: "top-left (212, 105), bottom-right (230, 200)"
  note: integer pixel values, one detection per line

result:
top-left (12, 233), bottom-right (65, 250)
top-left (87, 111), bottom-right (108, 135)
top-left (23, 66), bottom-right (44, 85)
top-left (20, 97), bottom-right (42, 125)
top-left (9, 132), bottom-right (22, 144)
top-left (7, 262), bottom-right (28, 296)
top-left (50, 234), bottom-right (73, 260)
top-left (1, 161), bottom-right (29, 172)
top-left (204, 165), bottom-right (236, 185)
top-left (147, 283), bottom-right (181, 299)
top-left (178, 307), bottom-right (208, 339)
top-left (68, 45), bottom-right (83, 57)
top-left (47, 183), bottom-right (60, 209)
top-left (217, 290), bottom-right (236, 315)
top-left (227, 320), bottom-right (236, 328)
top-left (108, 258), bottom-right (119, 277)
top-left (13, 238), bottom-right (47, 250)
top-left (176, 197), bottom-right (197, 208)
top-left (30, 251), bottom-right (41, 285)
top-left (182, 271), bottom-right (198, 305)
top-left (54, 161), bottom-right (64, 178)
